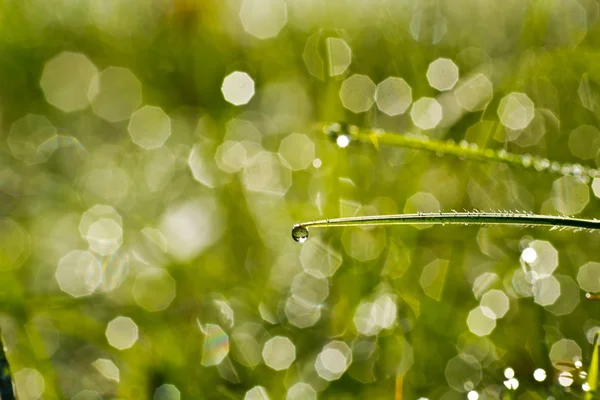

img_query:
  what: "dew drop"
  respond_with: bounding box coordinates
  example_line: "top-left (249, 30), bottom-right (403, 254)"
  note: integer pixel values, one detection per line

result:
top-left (291, 224), bottom-right (309, 243)
top-left (336, 134), bottom-right (350, 148)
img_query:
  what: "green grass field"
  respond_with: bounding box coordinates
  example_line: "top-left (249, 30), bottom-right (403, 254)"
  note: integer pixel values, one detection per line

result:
top-left (2, 0), bottom-right (600, 398)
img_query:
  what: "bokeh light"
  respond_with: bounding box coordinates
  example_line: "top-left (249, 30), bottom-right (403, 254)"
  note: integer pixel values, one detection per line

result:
top-left (410, 97), bottom-right (443, 130)
top-left (315, 341), bottom-right (352, 381)
top-left (105, 316), bottom-right (138, 350)
top-left (497, 92), bottom-right (535, 130)
top-left (551, 176), bottom-right (590, 214)
top-left (245, 386), bottom-right (270, 400)
top-left (262, 336), bottom-right (296, 370)
top-left (239, 0), bottom-right (287, 39)
top-left (92, 358), bottom-right (120, 382)
top-left (278, 133), bottom-right (315, 171)
top-left (90, 67), bottom-right (142, 122)
top-left (132, 267), bottom-right (176, 312)
top-left (7, 114), bottom-right (57, 165)
top-left (154, 384), bottom-right (181, 400)
top-left (3, 2), bottom-right (600, 398)
top-left (286, 382), bottom-right (316, 400)
top-left (40, 52), bottom-right (98, 112)
top-left (375, 77), bottom-right (412, 116)
top-left (454, 73), bottom-right (493, 112)
top-left (128, 106), bottom-right (171, 149)
top-left (55, 250), bottom-right (102, 297)
top-left (14, 368), bottom-right (45, 400)
top-left (221, 71), bottom-right (256, 106)
top-left (426, 58), bottom-right (459, 91)
top-left (339, 74), bottom-right (376, 113)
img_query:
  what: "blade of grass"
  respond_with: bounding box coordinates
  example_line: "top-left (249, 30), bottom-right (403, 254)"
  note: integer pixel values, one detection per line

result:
top-left (321, 123), bottom-right (600, 179)
top-left (0, 330), bottom-right (15, 400)
top-left (584, 331), bottom-right (600, 400)
top-left (293, 212), bottom-right (600, 242)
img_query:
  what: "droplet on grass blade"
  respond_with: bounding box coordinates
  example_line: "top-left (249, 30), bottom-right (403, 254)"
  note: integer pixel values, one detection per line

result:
top-left (292, 225), bottom-right (309, 243)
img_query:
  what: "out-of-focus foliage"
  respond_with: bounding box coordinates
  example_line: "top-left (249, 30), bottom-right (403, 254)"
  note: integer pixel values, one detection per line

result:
top-left (2, 0), bottom-right (600, 398)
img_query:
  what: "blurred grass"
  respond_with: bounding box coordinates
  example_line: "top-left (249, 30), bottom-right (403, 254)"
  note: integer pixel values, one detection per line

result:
top-left (1, 0), bottom-right (600, 399)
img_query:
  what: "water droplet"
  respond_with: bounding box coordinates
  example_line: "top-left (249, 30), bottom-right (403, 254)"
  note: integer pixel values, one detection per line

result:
top-left (336, 134), bottom-right (350, 148)
top-left (291, 224), bottom-right (309, 243)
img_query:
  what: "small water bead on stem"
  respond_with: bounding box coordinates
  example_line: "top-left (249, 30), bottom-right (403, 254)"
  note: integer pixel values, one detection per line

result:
top-left (291, 224), bottom-right (309, 243)
top-left (291, 212), bottom-right (600, 242)
top-left (320, 122), bottom-right (600, 180)
top-left (322, 122), bottom-right (358, 148)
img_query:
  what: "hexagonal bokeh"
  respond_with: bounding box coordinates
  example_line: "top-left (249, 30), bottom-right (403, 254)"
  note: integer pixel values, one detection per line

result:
top-left (353, 301), bottom-right (379, 336)
top-left (215, 141), bottom-right (247, 173)
top-left (262, 336), bottom-right (296, 370)
top-left (375, 77), bottom-right (412, 116)
top-left (286, 382), bottom-right (316, 400)
top-left (549, 339), bottom-right (582, 370)
top-left (72, 390), bottom-right (102, 400)
top-left (420, 258), bottom-right (449, 301)
top-left (315, 341), bottom-right (352, 381)
top-left (14, 368), bottom-right (45, 400)
top-left (533, 275), bottom-right (561, 306)
top-left (426, 58), bottom-right (459, 91)
top-left (300, 238), bottom-right (343, 278)
top-left (552, 175), bottom-right (590, 215)
top-left (524, 240), bottom-right (558, 276)
top-left (239, 0), bottom-right (287, 39)
top-left (284, 295), bottom-right (321, 328)
top-left (221, 71), bottom-right (255, 106)
top-left (339, 74), bottom-right (376, 113)
top-left (105, 316), bottom-right (138, 350)
top-left (90, 66), bottom-right (142, 122)
top-left (244, 386), bottom-right (270, 400)
top-left (55, 250), bottom-right (102, 297)
top-left (593, 178), bottom-right (600, 199)
top-left (454, 73), bottom-right (493, 112)
top-left (0, 218), bottom-right (29, 270)
top-left (231, 322), bottom-right (268, 368)
top-left (326, 37), bottom-right (352, 76)
top-left (242, 151), bottom-right (292, 195)
top-left (568, 125), bottom-right (600, 160)
top-left (201, 323), bottom-right (229, 366)
top-left (472, 272), bottom-right (499, 299)
top-left (80, 205), bottom-right (123, 255)
top-left (353, 294), bottom-right (397, 336)
top-left (480, 290), bottom-right (509, 319)
top-left (545, 275), bottom-right (580, 316)
top-left (445, 354), bottom-right (482, 392)
top-left (154, 384), bottom-right (181, 400)
top-left (466, 306), bottom-right (496, 336)
top-left (86, 218), bottom-right (123, 256)
top-left (132, 267), bottom-right (177, 312)
top-left (40, 51), bottom-right (98, 112)
top-left (7, 114), bottom-right (57, 165)
top-left (92, 358), bottom-right (120, 382)
top-left (291, 272), bottom-right (329, 305)
top-left (128, 106), bottom-right (171, 149)
top-left (278, 133), bottom-right (315, 171)
top-left (497, 92), bottom-right (535, 130)
top-left (577, 262), bottom-right (600, 293)
top-left (410, 97), bottom-right (443, 130)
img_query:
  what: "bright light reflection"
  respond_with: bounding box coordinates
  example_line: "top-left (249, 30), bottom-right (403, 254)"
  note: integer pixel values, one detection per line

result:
top-left (558, 371), bottom-right (573, 387)
top-left (504, 378), bottom-right (519, 390)
top-left (336, 135), bottom-right (350, 148)
top-left (533, 368), bottom-right (546, 382)
top-left (521, 247), bottom-right (537, 263)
